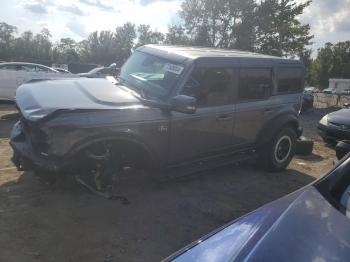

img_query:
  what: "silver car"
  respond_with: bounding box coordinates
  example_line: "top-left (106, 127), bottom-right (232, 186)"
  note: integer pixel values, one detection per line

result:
top-left (0, 62), bottom-right (76, 100)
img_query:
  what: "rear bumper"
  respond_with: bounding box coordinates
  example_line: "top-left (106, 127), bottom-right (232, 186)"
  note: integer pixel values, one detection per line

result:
top-left (10, 121), bottom-right (66, 173)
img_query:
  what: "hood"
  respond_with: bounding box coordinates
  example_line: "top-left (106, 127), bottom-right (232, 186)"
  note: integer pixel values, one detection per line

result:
top-left (15, 78), bottom-right (142, 121)
top-left (328, 108), bottom-right (350, 125)
top-left (169, 186), bottom-right (350, 262)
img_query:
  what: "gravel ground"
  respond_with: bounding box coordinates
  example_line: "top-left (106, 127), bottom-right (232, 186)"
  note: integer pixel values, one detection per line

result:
top-left (0, 104), bottom-right (336, 262)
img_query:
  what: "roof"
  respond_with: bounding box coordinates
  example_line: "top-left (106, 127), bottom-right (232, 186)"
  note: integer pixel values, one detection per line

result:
top-left (139, 44), bottom-right (297, 62)
top-left (0, 62), bottom-right (50, 67)
top-left (0, 62), bottom-right (58, 72)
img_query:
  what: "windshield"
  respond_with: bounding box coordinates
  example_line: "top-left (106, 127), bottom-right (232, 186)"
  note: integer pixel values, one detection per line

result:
top-left (119, 51), bottom-right (184, 99)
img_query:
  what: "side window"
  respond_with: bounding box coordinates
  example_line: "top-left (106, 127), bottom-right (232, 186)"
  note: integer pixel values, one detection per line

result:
top-left (277, 67), bottom-right (303, 94)
top-left (1, 65), bottom-right (20, 71)
top-left (22, 65), bottom-right (36, 72)
top-left (238, 68), bottom-right (272, 100)
top-left (182, 67), bottom-right (234, 107)
top-left (35, 66), bottom-right (50, 72)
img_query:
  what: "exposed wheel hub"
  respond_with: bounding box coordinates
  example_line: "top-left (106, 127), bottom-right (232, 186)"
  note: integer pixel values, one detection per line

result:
top-left (274, 135), bottom-right (292, 163)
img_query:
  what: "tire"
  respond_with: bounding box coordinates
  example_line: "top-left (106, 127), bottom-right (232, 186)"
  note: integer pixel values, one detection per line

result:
top-left (295, 136), bottom-right (314, 155)
top-left (258, 127), bottom-right (297, 172)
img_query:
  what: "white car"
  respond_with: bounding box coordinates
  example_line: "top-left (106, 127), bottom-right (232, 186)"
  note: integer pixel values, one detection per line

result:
top-left (0, 62), bottom-right (76, 100)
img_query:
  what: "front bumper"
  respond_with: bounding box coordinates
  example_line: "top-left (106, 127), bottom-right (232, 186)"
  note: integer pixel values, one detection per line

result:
top-left (318, 123), bottom-right (350, 142)
top-left (10, 121), bottom-right (66, 173)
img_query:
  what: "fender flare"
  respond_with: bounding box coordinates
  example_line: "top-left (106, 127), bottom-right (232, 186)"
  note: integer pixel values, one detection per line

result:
top-left (256, 113), bottom-right (300, 147)
top-left (65, 132), bottom-right (158, 169)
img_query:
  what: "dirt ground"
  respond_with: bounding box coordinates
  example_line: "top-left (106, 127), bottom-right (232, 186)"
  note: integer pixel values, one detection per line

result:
top-left (0, 104), bottom-right (336, 262)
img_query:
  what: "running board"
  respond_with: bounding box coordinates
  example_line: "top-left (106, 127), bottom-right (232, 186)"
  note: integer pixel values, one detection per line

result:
top-left (161, 149), bottom-right (256, 181)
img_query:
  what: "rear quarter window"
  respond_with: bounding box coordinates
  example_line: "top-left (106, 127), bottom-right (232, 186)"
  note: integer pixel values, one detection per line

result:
top-left (276, 67), bottom-right (303, 94)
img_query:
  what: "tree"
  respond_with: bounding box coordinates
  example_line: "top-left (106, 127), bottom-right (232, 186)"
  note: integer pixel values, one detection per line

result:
top-left (298, 48), bottom-right (312, 84)
top-left (81, 30), bottom-right (116, 65)
top-left (52, 38), bottom-right (79, 64)
top-left (256, 0), bottom-right (313, 57)
top-left (180, 0), bottom-right (257, 50)
top-left (136, 24), bottom-right (164, 47)
top-left (310, 41), bottom-right (350, 87)
top-left (165, 25), bottom-right (192, 45)
top-left (114, 22), bottom-right (136, 65)
top-left (33, 29), bottom-right (52, 61)
top-left (13, 31), bottom-right (35, 61)
top-left (0, 22), bottom-right (17, 60)
top-left (78, 23), bottom-right (136, 65)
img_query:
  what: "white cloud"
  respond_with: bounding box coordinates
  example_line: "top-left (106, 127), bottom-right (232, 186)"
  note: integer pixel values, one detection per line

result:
top-left (299, 0), bottom-right (350, 51)
top-left (1, 0), bottom-right (349, 52)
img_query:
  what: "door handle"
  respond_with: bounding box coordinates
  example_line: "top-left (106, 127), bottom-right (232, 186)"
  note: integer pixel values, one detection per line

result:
top-left (216, 115), bottom-right (232, 121)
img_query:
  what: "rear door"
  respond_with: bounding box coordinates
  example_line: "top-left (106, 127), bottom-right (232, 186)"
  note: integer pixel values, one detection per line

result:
top-left (273, 65), bottom-right (304, 113)
top-left (233, 67), bottom-right (274, 146)
top-left (169, 65), bottom-right (237, 164)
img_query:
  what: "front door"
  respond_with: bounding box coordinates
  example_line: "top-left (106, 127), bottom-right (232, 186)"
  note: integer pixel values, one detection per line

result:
top-left (169, 67), bottom-right (237, 164)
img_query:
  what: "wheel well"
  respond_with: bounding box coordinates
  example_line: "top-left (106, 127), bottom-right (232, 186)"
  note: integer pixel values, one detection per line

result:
top-left (279, 121), bottom-right (298, 134)
top-left (256, 118), bottom-right (299, 147)
top-left (74, 139), bottom-right (155, 170)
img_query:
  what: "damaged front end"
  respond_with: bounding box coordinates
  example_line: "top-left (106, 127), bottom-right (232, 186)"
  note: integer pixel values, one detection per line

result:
top-left (11, 117), bottom-right (61, 172)
top-left (10, 116), bottom-right (126, 199)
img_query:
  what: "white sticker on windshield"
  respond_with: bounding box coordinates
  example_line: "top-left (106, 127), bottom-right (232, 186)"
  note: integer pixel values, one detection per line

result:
top-left (164, 63), bottom-right (184, 75)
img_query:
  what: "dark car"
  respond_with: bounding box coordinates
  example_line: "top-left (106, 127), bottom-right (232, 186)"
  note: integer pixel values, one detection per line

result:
top-left (301, 90), bottom-right (314, 112)
top-left (164, 144), bottom-right (350, 262)
top-left (53, 68), bottom-right (72, 74)
top-left (318, 107), bottom-right (350, 143)
top-left (10, 45), bottom-right (304, 192)
top-left (78, 63), bottom-right (117, 78)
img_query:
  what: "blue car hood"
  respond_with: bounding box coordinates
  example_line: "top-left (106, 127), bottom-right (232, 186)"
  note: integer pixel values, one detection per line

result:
top-left (328, 108), bottom-right (350, 126)
top-left (169, 186), bottom-right (350, 261)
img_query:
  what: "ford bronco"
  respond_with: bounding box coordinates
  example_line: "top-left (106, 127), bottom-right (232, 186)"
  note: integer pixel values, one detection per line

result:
top-left (10, 45), bottom-right (304, 194)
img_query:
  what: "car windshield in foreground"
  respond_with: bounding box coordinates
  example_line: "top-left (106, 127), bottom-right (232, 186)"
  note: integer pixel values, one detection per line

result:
top-left (119, 51), bottom-right (184, 99)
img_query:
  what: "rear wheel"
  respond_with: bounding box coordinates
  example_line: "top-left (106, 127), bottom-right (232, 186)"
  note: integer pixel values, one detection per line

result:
top-left (258, 127), bottom-right (297, 171)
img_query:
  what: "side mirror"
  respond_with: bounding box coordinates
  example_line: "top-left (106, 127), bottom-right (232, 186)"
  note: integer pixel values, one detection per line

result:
top-left (336, 141), bottom-right (350, 160)
top-left (171, 95), bottom-right (197, 114)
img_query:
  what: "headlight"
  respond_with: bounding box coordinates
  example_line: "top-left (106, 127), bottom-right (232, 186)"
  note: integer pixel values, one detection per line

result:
top-left (320, 115), bottom-right (328, 126)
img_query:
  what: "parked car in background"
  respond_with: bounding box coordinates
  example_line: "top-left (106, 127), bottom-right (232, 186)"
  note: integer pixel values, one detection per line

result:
top-left (323, 87), bottom-right (336, 94)
top-left (53, 68), bottom-right (72, 74)
top-left (164, 143), bottom-right (350, 262)
top-left (78, 63), bottom-right (118, 78)
top-left (0, 62), bottom-right (76, 101)
top-left (11, 45), bottom-right (304, 195)
top-left (318, 106), bottom-right (350, 143)
top-left (304, 86), bottom-right (319, 93)
top-left (301, 90), bottom-right (314, 112)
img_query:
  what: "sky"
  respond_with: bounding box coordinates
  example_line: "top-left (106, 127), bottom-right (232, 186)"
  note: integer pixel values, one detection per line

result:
top-left (1, 0), bottom-right (350, 53)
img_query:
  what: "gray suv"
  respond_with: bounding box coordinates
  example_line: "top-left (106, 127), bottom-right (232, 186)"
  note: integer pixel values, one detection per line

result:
top-left (10, 45), bottom-right (304, 192)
